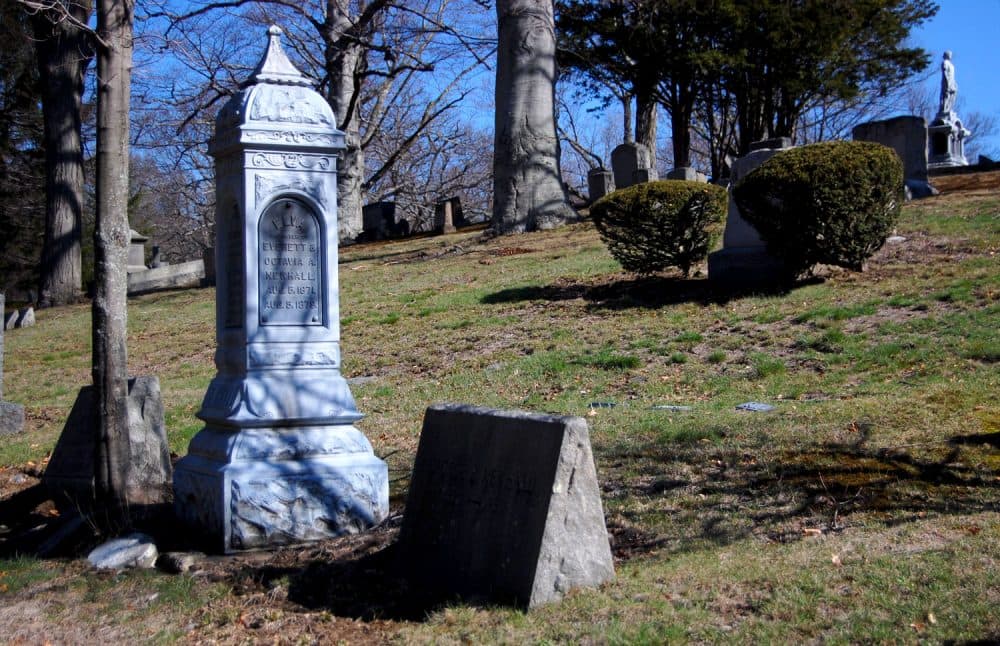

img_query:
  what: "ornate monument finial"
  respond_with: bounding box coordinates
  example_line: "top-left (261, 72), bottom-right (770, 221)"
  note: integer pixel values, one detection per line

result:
top-left (246, 24), bottom-right (313, 87)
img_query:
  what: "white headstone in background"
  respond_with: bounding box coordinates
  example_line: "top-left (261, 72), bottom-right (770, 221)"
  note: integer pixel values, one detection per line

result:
top-left (173, 26), bottom-right (388, 552)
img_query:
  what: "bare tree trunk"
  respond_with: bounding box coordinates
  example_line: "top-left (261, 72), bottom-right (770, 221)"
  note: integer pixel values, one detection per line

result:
top-left (622, 93), bottom-right (634, 144)
top-left (635, 89), bottom-right (657, 170)
top-left (323, 0), bottom-right (370, 243)
top-left (93, 0), bottom-right (133, 510)
top-left (493, 0), bottom-right (572, 234)
top-left (33, 0), bottom-right (93, 308)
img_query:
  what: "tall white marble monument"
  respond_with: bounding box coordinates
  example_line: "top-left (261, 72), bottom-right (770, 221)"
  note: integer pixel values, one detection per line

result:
top-left (173, 26), bottom-right (388, 552)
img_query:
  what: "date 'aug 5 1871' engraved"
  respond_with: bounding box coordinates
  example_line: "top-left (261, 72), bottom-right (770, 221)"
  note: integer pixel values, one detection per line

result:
top-left (258, 198), bottom-right (322, 326)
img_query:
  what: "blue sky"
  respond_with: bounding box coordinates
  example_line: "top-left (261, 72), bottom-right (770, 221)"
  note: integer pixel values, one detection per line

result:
top-left (912, 0), bottom-right (1000, 155)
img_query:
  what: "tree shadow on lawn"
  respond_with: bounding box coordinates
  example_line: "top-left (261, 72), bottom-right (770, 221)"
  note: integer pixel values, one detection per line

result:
top-left (599, 429), bottom-right (1000, 554)
top-left (481, 274), bottom-right (822, 310)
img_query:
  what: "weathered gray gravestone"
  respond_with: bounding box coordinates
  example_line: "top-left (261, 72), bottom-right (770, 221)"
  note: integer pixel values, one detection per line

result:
top-left (0, 293), bottom-right (25, 436)
top-left (853, 116), bottom-right (937, 199)
top-left (127, 229), bottom-right (149, 273)
top-left (399, 404), bottom-right (615, 609)
top-left (172, 26), bottom-right (388, 552)
top-left (611, 142), bottom-right (651, 190)
top-left (43, 377), bottom-right (172, 506)
top-left (587, 168), bottom-right (614, 202)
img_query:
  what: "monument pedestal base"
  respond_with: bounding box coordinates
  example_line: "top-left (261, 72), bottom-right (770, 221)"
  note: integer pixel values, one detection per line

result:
top-left (928, 118), bottom-right (969, 169)
top-left (708, 247), bottom-right (790, 288)
top-left (174, 424), bottom-right (388, 553)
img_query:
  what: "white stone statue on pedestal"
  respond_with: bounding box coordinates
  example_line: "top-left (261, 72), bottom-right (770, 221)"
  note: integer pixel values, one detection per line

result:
top-left (939, 50), bottom-right (957, 120)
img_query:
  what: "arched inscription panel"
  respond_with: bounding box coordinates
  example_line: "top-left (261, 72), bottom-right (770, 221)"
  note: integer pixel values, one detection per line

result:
top-left (258, 197), bottom-right (323, 326)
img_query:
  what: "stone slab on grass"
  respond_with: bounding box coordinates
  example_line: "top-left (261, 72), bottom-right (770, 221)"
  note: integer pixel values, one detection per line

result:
top-left (399, 403), bottom-right (615, 609)
top-left (88, 532), bottom-right (158, 570)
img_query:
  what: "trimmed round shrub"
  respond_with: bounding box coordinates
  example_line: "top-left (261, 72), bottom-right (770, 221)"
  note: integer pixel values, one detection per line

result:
top-left (733, 140), bottom-right (904, 276)
top-left (591, 180), bottom-right (727, 276)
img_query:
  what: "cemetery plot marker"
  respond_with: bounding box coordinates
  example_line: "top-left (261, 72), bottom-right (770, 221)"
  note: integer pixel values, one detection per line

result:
top-left (399, 404), bottom-right (615, 609)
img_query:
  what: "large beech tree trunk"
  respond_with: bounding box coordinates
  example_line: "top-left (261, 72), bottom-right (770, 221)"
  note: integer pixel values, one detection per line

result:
top-left (323, 0), bottom-right (372, 243)
top-left (493, 0), bottom-right (573, 234)
top-left (93, 0), bottom-right (133, 509)
top-left (635, 90), bottom-right (657, 170)
top-left (33, 0), bottom-right (93, 308)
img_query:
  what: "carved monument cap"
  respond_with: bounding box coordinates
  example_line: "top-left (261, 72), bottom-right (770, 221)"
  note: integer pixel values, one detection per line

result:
top-left (211, 25), bottom-right (344, 156)
top-left (246, 26), bottom-right (313, 88)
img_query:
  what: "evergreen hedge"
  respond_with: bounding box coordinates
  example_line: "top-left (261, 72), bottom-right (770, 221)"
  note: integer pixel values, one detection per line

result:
top-left (733, 141), bottom-right (904, 275)
top-left (591, 180), bottom-right (727, 276)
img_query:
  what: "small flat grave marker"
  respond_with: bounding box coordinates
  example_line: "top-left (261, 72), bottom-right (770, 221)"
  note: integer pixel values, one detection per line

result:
top-left (399, 404), bottom-right (615, 609)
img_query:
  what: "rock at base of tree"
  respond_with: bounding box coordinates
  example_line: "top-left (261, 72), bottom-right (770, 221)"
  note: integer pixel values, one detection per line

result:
top-left (43, 376), bottom-right (173, 510)
top-left (87, 532), bottom-right (158, 570)
top-left (156, 551), bottom-right (204, 574)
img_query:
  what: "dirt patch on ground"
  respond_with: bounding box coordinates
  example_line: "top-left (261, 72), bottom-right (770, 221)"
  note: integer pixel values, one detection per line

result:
top-left (930, 169), bottom-right (1000, 194)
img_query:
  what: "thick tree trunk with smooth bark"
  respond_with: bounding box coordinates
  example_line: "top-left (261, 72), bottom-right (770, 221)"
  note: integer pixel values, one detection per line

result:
top-left (33, 0), bottom-right (93, 308)
top-left (493, 0), bottom-right (573, 234)
top-left (323, 0), bottom-right (369, 242)
top-left (635, 90), bottom-right (657, 170)
top-left (93, 0), bottom-right (133, 509)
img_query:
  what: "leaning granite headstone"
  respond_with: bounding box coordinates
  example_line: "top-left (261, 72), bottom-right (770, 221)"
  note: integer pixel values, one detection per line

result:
top-left (43, 376), bottom-right (172, 508)
top-left (399, 404), bottom-right (615, 609)
top-left (0, 293), bottom-right (25, 436)
top-left (173, 26), bottom-right (388, 553)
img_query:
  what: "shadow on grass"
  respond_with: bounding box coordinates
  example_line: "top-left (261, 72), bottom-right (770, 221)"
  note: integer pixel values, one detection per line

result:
top-left (481, 275), bottom-right (821, 310)
top-left (599, 428), bottom-right (1000, 553)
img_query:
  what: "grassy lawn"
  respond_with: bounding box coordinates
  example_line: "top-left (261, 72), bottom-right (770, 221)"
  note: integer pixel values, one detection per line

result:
top-left (1, 182), bottom-right (997, 643)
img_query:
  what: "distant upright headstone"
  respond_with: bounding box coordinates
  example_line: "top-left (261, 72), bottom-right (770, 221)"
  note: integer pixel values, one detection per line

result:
top-left (632, 168), bottom-right (654, 185)
top-left (399, 404), bottom-right (615, 609)
top-left (666, 167), bottom-right (702, 181)
top-left (587, 168), bottom-right (614, 202)
top-left (362, 201), bottom-right (396, 240)
top-left (0, 293), bottom-right (25, 436)
top-left (172, 26), bottom-right (388, 553)
top-left (611, 142), bottom-right (650, 190)
top-left (202, 247), bottom-right (216, 286)
top-left (128, 229), bottom-right (149, 273)
top-left (853, 116), bottom-right (937, 199)
top-left (708, 138), bottom-right (794, 286)
top-left (437, 198), bottom-right (457, 234)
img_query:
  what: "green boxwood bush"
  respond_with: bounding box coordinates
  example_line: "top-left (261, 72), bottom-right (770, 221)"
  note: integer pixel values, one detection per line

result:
top-left (591, 180), bottom-right (727, 276)
top-left (733, 141), bottom-right (904, 276)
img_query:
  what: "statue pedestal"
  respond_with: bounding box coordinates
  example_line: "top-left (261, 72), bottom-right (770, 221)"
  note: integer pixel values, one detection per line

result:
top-left (928, 115), bottom-right (969, 169)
